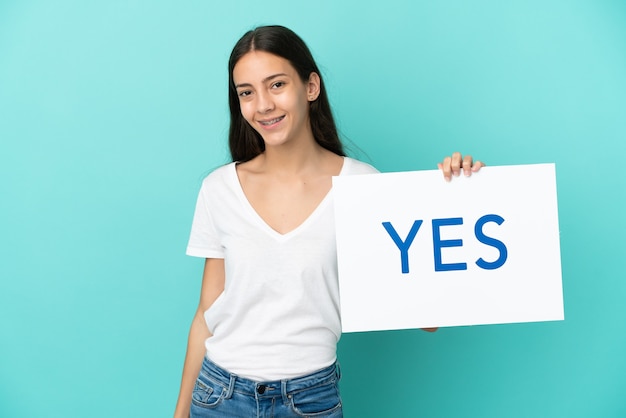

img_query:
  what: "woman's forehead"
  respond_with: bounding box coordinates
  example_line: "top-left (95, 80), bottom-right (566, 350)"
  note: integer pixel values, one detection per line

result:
top-left (233, 51), bottom-right (296, 85)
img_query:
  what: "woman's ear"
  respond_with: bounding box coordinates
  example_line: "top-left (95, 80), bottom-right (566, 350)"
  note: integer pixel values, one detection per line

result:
top-left (307, 72), bottom-right (321, 101)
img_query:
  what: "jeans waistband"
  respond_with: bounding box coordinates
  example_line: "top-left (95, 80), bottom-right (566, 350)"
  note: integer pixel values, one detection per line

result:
top-left (200, 356), bottom-right (340, 401)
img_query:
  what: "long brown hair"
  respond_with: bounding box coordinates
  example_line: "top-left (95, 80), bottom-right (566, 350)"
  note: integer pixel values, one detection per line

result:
top-left (227, 25), bottom-right (345, 162)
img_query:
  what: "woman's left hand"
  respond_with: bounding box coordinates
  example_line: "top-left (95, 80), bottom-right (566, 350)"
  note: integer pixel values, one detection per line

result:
top-left (421, 327), bottom-right (439, 332)
top-left (437, 152), bottom-right (485, 182)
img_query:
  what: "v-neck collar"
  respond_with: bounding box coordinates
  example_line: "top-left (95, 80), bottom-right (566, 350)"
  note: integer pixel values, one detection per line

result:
top-left (230, 157), bottom-right (349, 242)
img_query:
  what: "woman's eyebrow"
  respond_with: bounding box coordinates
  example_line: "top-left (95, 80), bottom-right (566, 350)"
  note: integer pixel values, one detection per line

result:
top-left (235, 73), bottom-right (289, 89)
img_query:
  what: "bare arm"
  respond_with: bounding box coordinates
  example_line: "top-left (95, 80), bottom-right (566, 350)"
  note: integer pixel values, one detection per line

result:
top-left (173, 258), bottom-right (225, 418)
top-left (424, 152), bottom-right (484, 332)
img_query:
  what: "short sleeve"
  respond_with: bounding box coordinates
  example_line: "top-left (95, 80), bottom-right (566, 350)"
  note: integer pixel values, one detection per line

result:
top-left (186, 183), bottom-right (225, 259)
top-left (343, 157), bottom-right (380, 175)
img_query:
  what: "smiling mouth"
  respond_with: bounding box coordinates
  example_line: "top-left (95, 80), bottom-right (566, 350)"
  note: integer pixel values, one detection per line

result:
top-left (258, 116), bottom-right (285, 126)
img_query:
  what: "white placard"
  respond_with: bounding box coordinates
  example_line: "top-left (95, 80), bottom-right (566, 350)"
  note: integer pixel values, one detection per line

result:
top-left (332, 164), bottom-right (563, 333)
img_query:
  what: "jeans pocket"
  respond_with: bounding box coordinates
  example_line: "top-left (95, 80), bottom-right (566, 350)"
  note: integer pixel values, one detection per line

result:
top-left (289, 380), bottom-right (342, 417)
top-left (191, 372), bottom-right (226, 409)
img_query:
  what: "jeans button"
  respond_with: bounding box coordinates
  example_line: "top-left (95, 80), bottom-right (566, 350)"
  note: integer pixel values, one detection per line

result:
top-left (257, 385), bottom-right (266, 394)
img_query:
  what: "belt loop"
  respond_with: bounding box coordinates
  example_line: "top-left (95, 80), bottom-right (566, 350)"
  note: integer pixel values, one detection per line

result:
top-left (336, 361), bottom-right (342, 380)
top-left (281, 379), bottom-right (290, 405)
top-left (224, 372), bottom-right (236, 399)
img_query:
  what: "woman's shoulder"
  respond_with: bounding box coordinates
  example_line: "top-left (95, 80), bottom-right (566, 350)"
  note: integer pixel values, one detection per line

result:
top-left (342, 157), bottom-right (379, 175)
top-left (200, 162), bottom-right (237, 188)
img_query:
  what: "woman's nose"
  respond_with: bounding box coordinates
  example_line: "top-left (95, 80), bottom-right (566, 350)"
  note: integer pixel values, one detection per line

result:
top-left (256, 91), bottom-right (274, 114)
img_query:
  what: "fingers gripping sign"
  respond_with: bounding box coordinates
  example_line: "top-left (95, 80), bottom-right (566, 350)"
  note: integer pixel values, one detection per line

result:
top-left (437, 152), bottom-right (485, 182)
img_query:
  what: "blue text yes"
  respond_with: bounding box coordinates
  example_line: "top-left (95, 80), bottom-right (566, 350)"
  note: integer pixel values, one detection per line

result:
top-left (382, 214), bottom-right (508, 274)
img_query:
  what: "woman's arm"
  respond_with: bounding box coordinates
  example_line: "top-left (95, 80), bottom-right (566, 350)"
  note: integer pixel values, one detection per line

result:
top-left (173, 258), bottom-right (225, 418)
top-left (421, 152), bottom-right (484, 334)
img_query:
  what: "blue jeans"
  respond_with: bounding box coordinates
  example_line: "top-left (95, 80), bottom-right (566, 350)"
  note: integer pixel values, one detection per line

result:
top-left (190, 357), bottom-right (343, 417)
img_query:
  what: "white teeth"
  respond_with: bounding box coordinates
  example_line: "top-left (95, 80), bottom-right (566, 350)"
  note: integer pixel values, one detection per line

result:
top-left (260, 116), bottom-right (283, 126)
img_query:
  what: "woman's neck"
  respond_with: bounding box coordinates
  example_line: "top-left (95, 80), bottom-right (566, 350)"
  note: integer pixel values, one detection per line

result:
top-left (259, 138), bottom-right (327, 176)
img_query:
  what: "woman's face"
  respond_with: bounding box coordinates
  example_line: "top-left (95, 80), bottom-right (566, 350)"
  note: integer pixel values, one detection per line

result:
top-left (233, 50), bottom-right (320, 149)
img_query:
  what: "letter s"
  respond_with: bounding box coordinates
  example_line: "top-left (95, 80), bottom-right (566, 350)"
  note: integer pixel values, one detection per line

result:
top-left (474, 214), bottom-right (508, 270)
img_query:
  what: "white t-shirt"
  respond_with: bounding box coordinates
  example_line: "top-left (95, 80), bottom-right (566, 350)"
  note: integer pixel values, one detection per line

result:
top-left (187, 157), bottom-right (378, 381)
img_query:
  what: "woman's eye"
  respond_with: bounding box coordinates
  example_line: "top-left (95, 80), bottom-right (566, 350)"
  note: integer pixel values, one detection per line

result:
top-left (238, 90), bottom-right (251, 97)
top-left (272, 81), bottom-right (285, 89)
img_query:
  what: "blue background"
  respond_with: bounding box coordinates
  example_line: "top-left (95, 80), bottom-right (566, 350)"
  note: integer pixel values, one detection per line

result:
top-left (1, 1), bottom-right (625, 417)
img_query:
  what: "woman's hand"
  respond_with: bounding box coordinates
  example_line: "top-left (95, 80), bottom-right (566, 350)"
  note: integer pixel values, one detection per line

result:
top-left (437, 152), bottom-right (485, 182)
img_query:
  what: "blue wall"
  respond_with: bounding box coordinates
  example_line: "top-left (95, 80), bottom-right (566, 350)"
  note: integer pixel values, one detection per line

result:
top-left (1, 1), bottom-right (625, 417)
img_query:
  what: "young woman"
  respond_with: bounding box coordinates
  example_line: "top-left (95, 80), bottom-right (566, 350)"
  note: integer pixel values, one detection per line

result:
top-left (174, 25), bottom-right (483, 418)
